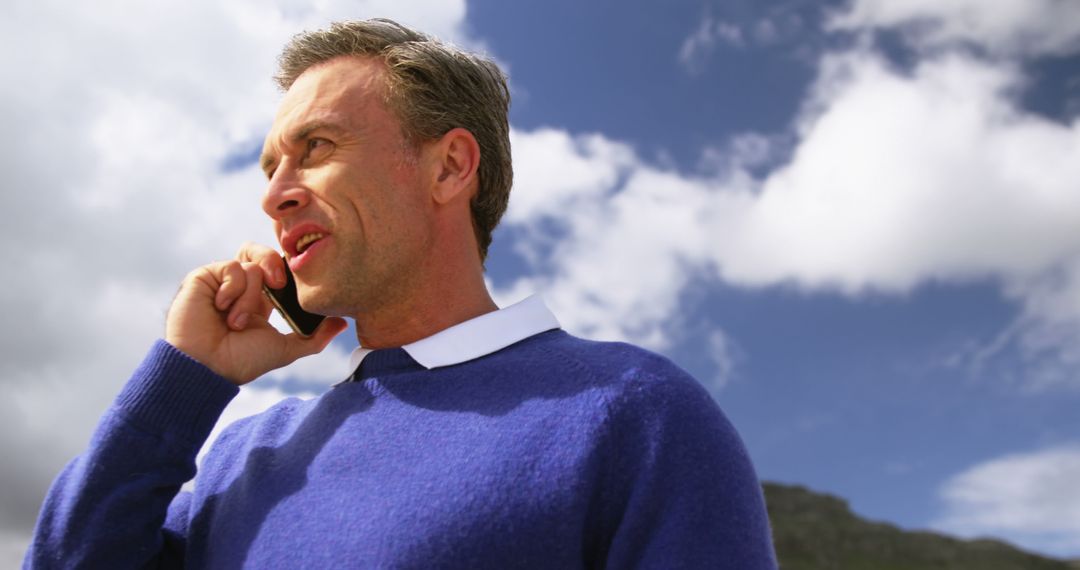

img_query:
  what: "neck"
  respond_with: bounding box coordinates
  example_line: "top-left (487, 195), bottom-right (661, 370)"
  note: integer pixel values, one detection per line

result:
top-left (352, 256), bottom-right (497, 350)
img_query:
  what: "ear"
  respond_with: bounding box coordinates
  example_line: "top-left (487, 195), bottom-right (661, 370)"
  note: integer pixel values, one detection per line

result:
top-left (430, 127), bottom-right (481, 205)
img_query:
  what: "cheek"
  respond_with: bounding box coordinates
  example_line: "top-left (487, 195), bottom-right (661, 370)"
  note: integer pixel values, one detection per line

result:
top-left (325, 155), bottom-right (428, 231)
top-left (306, 167), bottom-right (358, 216)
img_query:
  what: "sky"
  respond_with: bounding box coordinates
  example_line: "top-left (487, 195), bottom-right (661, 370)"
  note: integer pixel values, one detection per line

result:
top-left (3, 0), bottom-right (1080, 563)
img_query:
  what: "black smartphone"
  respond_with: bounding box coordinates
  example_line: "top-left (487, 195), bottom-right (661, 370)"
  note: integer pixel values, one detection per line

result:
top-left (263, 256), bottom-right (326, 337)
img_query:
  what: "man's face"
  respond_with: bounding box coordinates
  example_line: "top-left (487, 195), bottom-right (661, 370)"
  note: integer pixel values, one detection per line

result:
top-left (260, 56), bottom-right (434, 316)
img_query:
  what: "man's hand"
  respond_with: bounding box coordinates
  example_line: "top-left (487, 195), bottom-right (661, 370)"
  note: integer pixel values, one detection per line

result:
top-left (165, 243), bottom-right (347, 385)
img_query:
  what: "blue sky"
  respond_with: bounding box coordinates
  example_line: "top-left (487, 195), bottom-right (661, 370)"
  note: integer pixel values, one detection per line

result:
top-left (4, 0), bottom-right (1080, 562)
top-left (472, 0), bottom-right (823, 162)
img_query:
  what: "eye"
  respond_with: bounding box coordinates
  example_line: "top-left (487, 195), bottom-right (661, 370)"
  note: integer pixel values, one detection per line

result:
top-left (304, 138), bottom-right (333, 164)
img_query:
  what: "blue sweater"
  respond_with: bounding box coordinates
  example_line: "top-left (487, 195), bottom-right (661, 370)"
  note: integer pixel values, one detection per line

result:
top-left (25, 330), bottom-right (776, 568)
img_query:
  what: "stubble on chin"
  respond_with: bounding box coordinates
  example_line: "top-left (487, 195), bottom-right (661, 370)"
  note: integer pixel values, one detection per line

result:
top-left (297, 265), bottom-right (375, 318)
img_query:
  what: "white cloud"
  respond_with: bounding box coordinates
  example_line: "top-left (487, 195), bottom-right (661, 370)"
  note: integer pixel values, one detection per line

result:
top-left (713, 50), bottom-right (1080, 293)
top-left (506, 129), bottom-right (636, 226)
top-left (832, 0), bottom-right (1080, 57)
top-left (505, 40), bottom-right (1080, 392)
top-left (677, 14), bottom-right (744, 75)
top-left (502, 45), bottom-right (1080, 346)
top-left (935, 446), bottom-right (1080, 556)
top-left (503, 128), bottom-right (736, 349)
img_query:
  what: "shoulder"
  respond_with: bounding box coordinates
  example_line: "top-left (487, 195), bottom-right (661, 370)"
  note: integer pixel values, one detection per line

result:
top-left (543, 334), bottom-right (774, 564)
top-left (524, 330), bottom-right (715, 408)
top-left (510, 330), bottom-right (739, 444)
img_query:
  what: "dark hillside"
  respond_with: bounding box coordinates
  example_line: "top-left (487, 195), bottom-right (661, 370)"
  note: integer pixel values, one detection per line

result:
top-left (764, 482), bottom-right (1080, 570)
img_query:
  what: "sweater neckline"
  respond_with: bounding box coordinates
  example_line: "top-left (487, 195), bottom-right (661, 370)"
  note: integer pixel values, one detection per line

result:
top-left (352, 348), bottom-right (425, 380)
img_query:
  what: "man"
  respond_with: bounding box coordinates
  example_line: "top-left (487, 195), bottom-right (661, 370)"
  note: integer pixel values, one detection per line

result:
top-left (25, 19), bottom-right (776, 568)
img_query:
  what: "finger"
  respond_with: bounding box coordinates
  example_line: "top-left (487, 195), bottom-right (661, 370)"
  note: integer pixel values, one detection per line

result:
top-left (213, 261), bottom-right (247, 311)
top-left (255, 286), bottom-right (275, 320)
top-left (237, 241), bottom-right (286, 289)
top-left (281, 317), bottom-right (348, 362)
top-left (226, 262), bottom-right (269, 330)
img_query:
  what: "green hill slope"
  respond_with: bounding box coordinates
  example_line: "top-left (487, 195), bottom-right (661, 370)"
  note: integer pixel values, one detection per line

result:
top-left (764, 482), bottom-right (1080, 570)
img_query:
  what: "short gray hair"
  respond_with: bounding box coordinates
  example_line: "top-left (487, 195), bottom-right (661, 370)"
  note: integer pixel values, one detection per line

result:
top-left (275, 19), bottom-right (512, 262)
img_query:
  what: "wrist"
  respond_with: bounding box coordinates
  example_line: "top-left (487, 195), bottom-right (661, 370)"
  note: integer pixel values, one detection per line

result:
top-left (115, 340), bottom-right (240, 445)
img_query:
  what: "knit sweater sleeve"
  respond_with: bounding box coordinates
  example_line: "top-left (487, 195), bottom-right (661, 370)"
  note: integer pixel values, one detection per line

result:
top-left (600, 357), bottom-right (777, 569)
top-left (23, 340), bottom-right (238, 569)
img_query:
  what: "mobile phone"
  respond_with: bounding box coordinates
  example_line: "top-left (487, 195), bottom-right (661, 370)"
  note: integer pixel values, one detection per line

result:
top-left (263, 257), bottom-right (325, 337)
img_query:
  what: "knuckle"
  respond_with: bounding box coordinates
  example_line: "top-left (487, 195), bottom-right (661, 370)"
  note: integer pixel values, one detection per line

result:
top-left (186, 263), bottom-right (218, 283)
top-left (238, 242), bottom-right (277, 263)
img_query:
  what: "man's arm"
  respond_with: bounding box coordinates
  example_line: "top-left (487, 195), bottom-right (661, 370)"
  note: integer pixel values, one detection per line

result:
top-left (23, 248), bottom-right (346, 568)
top-left (24, 342), bottom-right (237, 568)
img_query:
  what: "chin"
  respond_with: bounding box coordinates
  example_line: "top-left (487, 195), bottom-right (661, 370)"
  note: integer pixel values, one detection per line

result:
top-left (296, 286), bottom-right (328, 315)
top-left (298, 288), bottom-right (349, 317)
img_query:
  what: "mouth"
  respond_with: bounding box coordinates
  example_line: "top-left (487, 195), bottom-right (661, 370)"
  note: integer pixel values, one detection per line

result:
top-left (282, 224), bottom-right (332, 269)
top-left (295, 232), bottom-right (325, 255)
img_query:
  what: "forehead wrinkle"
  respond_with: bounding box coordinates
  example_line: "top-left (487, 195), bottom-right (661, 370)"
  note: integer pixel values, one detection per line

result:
top-left (260, 115), bottom-right (357, 173)
top-left (289, 118), bottom-right (352, 144)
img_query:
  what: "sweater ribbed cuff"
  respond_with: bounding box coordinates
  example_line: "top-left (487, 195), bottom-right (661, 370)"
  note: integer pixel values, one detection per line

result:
top-left (114, 340), bottom-right (240, 446)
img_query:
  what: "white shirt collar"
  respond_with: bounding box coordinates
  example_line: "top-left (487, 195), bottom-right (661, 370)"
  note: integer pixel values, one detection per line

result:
top-left (347, 294), bottom-right (561, 372)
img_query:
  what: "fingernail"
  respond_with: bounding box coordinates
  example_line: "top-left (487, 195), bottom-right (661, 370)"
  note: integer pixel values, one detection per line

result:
top-left (274, 269), bottom-right (285, 287)
top-left (234, 313), bottom-right (249, 329)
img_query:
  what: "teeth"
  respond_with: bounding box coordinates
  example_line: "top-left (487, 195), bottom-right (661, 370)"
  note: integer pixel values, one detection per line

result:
top-left (295, 233), bottom-right (324, 254)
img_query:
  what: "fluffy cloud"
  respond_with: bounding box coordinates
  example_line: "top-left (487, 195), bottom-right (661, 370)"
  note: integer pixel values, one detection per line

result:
top-left (502, 128), bottom-right (736, 348)
top-left (501, 46), bottom-right (1080, 371)
top-left (832, 0), bottom-right (1080, 57)
top-left (714, 50), bottom-right (1080, 292)
top-left (935, 446), bottom-right (1080, 556)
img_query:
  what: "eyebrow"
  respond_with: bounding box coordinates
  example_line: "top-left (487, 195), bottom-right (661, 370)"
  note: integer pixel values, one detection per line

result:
top-left (260, 120), bottom-right (350, 174)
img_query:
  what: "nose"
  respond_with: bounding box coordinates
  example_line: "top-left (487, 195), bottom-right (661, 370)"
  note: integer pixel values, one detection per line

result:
top-left (261, 163), bottom-right (310, 220)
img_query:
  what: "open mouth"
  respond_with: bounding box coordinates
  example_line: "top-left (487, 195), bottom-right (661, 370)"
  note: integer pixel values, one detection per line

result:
top-left (295, 232), bottom-right (325, 255)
